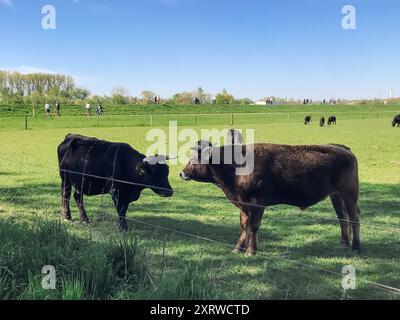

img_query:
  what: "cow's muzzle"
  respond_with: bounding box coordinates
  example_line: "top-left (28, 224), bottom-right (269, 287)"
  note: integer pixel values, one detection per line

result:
top-left (157, 189), bottom-right (174, 197)
top-left (180, 172), bottom-right (191, 181)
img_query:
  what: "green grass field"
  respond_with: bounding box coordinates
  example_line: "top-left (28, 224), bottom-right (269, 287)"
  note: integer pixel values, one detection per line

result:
top-left (1, 102), bottom-right (399, 118)
top-left (0, 105), bottom-right (399, 300)
top-left (1, 104), bottom-right (399, 131)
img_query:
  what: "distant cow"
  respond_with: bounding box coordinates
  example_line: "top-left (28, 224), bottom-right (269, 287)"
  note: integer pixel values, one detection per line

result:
top-left (320, 117), bottom-right (325, 127)
top-left (328, 116), bottom-right (337, 126)
top-left (304, 116), bottom-right (312, 125)
top-left (58, 134), bottom-right (174, 230)
top-left (392, 115), bottom-right (400, 127)
top-left (180, 142), bottom-right (361, 256)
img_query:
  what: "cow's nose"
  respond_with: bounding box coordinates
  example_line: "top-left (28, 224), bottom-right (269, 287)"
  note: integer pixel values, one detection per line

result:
top-left (161, 189), bottom-right (173, 197)
top-left (180, 172), bottom-right (190, 181)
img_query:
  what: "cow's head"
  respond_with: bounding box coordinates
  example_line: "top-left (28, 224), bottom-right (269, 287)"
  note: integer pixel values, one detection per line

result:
top-left (137, 155), bottom-right (174, 197)
top-left (180, 140), bottom-right (214, 183)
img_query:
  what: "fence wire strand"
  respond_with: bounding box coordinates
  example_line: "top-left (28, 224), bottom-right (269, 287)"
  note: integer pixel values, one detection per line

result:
top-left (1, 165), bottom-right (400, 297)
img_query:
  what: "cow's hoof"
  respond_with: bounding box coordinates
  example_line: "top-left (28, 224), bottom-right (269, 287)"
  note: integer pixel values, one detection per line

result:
top-left (81, 219), bottom-right (90, 225)
top-left (232, 248), bottom-right (243, 254)
top-left (340, 240), bottom-right (350, 249)
top-left (245, 250), bottom-right (255, 257)
top-left (62, 217), bottom-right (72, 223)
top-left (118, 224), bottom-right (129, 232)
top-left (352, 242), bottom-right (362, 254)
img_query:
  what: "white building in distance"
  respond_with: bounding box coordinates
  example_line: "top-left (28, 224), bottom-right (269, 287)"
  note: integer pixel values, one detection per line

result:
top-left (253, 97), bottom-right (274, 105)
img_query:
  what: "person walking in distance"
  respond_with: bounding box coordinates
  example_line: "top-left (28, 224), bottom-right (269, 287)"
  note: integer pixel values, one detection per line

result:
top-left (55, 100), bottom-right (61, 117)
top-left (85, 102), bottom-right (91, 117)
top-left (96, 103), bottom-right (103, 116)
top-left (44, 101), bottom-right (51, 118)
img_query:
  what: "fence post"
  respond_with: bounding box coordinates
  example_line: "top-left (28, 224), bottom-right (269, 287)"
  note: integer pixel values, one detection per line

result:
top-left (231, 113), bottom-right (234, 126)
top-left (97, 114), bottom-right (100, 127)
top-left (25, 116), bottom-right (28, 130)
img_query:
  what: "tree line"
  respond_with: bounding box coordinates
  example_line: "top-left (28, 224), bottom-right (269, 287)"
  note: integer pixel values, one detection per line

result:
top-left (0, 70), bottom-right (255, 108)
top-left (2, 70), bottom-right (396, 109)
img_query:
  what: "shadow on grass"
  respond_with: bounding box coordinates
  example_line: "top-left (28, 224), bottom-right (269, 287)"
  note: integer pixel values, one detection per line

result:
top-left (1, 181), bottom-right (399, 251)
top-left (1, 181), bottom-right (399, 299)
top-left (0, 171), bottom-right (14, 176)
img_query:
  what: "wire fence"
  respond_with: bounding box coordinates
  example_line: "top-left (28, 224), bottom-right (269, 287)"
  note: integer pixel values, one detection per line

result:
top-left (1, 165), bottom-right (400, 297)
top-left (1, 110), bottom-right (399, 130)
top-left (1, 109), bottom-right (398, 298)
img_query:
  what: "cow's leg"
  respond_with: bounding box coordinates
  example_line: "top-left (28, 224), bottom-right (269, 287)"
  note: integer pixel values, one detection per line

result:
top-left (73, 190), bottom-right (90, 223)
top-left (246, 208), bottom-right (265, 257)
top-left (341, 193), bottom-right (362, 252)
top-left (330, 194), bottom-right (350, 248)
top-left (233, 210), bottom-right (249, 254)
top-left (61, 178), bottom-right (72, 220)
top-left (112, 195), bottom-right (129, 231)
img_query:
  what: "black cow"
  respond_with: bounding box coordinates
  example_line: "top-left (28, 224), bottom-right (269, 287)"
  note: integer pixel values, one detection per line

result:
top-left (320, 117), bottom-right (325, 127)
top-left (328, 116), bottom-right (337, 126)
top-left (304, 116), bottom-right (312, 125)
top-left (180, 142), bottom-right (361, 256)
top-left (58, 134), bottom-right (174, 230)
top-left (392, 115), bottom-right (400, 127)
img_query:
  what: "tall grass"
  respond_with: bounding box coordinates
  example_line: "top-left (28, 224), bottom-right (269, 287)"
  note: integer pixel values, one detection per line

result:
top-left (0, 218), bottom-right (216, 300)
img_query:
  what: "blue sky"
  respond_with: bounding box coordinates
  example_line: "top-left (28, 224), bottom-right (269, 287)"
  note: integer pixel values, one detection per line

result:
top-left (0, 0), bottom-right (399, 100)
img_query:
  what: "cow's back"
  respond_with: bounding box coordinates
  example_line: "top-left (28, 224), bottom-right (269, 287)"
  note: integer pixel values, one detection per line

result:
top-left (247, 143), bottom-right (358, 206)
top-left (58, 134), bottom-right (143, 195)
top-left (252, 143), bottom-right (357, 178)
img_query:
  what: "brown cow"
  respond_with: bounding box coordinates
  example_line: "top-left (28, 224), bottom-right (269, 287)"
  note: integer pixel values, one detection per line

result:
top-left (180, 142), bottom-right (361, 256)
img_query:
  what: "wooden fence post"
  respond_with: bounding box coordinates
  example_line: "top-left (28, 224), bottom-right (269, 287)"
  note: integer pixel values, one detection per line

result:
top-left (25, 116), bottom-right (28, 130)
top-left (231, 113), bottom-right (234, 126)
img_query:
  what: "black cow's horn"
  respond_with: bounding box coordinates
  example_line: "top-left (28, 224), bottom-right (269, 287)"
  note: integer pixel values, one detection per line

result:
top-left (144, 155), bottom-right (169, 165)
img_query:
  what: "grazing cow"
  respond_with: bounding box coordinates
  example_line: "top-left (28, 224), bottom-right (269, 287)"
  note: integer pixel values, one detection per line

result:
top-left (320, 117), bottom-right (325, 127)
top-left (392, 114), bottom-right (400, 127)
top-left (180, 142), bottom-right (361, 256)
top-left (328, 116), bottom-right (337, 126)
top-left (58, 134), bottom-right (174, 230)
top-left (304, 116), bottom-right (312, 125)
